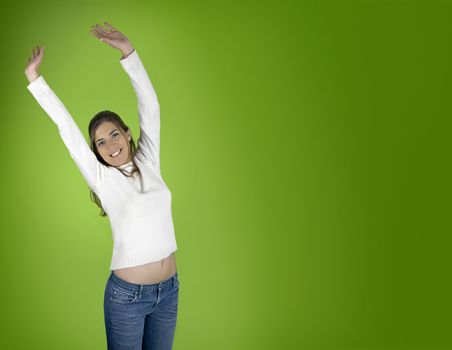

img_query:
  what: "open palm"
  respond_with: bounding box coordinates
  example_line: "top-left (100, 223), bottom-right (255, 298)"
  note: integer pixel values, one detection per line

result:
top-left (90, 22), bottom-right (132, 53)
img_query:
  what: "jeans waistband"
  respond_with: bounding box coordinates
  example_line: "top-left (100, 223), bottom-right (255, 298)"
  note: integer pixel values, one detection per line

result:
top-left (109, 270), bottom-right (178, 293)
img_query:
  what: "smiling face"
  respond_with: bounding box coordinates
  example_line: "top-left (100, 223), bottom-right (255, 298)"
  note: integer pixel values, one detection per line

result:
top-left (94, 121), bottom-right (133, 166)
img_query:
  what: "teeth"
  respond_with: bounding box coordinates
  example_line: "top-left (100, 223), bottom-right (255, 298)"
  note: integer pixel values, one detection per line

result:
top-left (110, 149), bottom-right (121, 157)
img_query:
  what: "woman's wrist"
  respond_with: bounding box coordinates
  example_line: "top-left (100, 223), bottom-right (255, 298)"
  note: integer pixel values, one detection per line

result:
top-left (120, 46), bottom-right (135, 59)
top-left (25, 70), bottom-right (40, 83)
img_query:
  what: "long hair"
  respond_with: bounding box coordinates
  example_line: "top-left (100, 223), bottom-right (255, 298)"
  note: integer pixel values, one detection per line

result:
top-left (88, 110), bottom-right (141, 217)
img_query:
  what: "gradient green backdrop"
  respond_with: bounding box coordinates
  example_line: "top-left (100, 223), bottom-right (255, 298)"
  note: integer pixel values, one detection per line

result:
top-left (1, 0), bottom-right (451, 349)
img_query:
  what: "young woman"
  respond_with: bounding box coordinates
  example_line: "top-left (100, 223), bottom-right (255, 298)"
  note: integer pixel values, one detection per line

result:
top-left (24, 22), bottom-right (179, 350)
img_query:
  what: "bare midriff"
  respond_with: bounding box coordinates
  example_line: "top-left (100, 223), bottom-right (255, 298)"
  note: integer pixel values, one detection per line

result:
top-left (112, 252), bottom-right (177, 285)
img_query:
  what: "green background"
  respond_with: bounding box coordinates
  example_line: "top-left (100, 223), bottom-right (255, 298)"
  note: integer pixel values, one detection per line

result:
top-left (1, 0), bottom-right (451, 349)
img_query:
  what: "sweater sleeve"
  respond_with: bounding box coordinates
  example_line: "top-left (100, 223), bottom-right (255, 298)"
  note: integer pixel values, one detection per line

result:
top-left (119, 49), bottom-right (161, 169)
top-left (27, 75), bottom-right (109, 194)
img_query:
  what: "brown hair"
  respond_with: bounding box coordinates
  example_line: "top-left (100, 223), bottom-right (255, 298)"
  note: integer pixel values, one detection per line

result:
top-left (88, 110), bottom-right (141, 217)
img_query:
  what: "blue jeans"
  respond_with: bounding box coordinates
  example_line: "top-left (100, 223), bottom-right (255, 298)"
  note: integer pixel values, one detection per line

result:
top-left (104, 270), bottom-right (179, 350)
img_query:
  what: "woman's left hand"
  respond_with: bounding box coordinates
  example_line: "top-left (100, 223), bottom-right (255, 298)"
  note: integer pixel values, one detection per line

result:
top-left (90, 22), bottom-right (134, 57)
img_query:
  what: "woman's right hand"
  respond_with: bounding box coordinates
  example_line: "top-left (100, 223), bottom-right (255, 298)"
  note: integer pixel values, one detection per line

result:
top-left (25, 45), bottom-right (45, 83)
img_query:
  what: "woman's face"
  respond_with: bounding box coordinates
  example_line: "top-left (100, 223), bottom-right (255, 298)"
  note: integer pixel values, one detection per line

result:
top-left (94, 121), bottom-right (133, 166)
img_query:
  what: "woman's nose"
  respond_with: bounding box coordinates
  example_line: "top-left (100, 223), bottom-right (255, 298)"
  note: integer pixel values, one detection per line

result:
top-left (107, 143), bottom-right (121, 151)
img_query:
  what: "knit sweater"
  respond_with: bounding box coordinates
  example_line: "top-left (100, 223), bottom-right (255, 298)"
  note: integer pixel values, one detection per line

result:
top-left (26, 49), bottom-right (178, 270)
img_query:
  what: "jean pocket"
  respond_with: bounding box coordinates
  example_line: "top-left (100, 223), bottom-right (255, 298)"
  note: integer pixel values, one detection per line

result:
top-left (109, 286), bottom-right (138, 304)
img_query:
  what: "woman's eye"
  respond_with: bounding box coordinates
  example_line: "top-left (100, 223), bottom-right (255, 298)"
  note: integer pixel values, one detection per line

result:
top-left (97, 133), bottom-right (119, 147)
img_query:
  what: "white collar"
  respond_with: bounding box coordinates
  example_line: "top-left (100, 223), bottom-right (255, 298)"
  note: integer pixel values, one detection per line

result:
top-left (118, 161), bottom-right (134, 169)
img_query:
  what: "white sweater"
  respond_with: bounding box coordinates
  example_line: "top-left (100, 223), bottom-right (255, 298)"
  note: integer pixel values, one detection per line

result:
top-left (27, 49), bottom-right (178, 270)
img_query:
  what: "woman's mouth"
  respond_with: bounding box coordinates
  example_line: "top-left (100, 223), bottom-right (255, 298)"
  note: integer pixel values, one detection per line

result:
top-left (110, 148), bottom-right (122, 157)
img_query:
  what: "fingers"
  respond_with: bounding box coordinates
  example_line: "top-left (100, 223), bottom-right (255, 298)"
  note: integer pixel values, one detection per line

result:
top-left (94, 23), bottom-right (109, 35)
top-left (35, 45), bottom-right (43, 56)
top-left (32, 46), bottom-right (39, 59)
top-left (90, 27), bottom-right (103, 39)
top-left (90, 25), bottom-right (103, 35)
top-left (30, 45), bottom-right (44, 61)
top-left (104, 21), bottom-right (116, 32)
top-left (90, 22), bottom-right (116, 35)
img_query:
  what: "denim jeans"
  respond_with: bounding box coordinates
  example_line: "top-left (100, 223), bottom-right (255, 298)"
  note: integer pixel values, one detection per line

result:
top-left (104, 270), bottom-right (179, 350)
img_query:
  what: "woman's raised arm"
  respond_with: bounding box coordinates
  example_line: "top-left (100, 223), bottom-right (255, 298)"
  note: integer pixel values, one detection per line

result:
top-left (90, 22), bottom-right (161, 169)
top-left (25, 45), bottom-right (109, 194)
